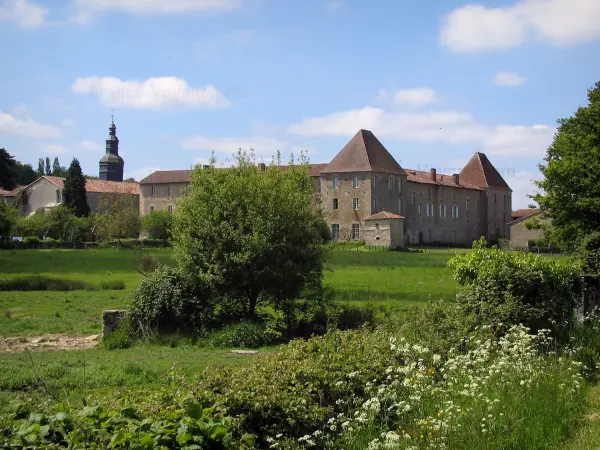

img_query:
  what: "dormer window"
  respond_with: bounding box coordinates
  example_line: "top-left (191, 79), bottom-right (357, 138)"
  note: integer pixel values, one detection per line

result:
top-left (333, 176), bottom-right (340, 190)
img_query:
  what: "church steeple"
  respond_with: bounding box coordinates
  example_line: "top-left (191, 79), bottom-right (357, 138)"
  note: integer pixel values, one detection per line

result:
top-left (99, 116), bottom-right (124, 182)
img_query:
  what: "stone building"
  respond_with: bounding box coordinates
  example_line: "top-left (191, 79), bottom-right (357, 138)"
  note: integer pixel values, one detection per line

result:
top-left (139, 129), bottom-right (512, 246)
top-left (509, 209), bottom-right (547, 249)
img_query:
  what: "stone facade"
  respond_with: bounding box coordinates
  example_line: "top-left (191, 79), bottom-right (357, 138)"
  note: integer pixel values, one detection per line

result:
top-left (363, 212), bottom-right (405, 248)
top-left (139, 182), bottom-right (189, 216)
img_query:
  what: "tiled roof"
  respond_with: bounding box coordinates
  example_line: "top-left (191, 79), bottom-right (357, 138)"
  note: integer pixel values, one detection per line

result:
top-left (44, 176), bottom-right (140, 195)
top-left (0, 186), bottom-right (24, 197)
top-left (140, 164), bottom-right (328, 184)
top-left (364, 211), bottom-right (405, 220)
top-left (321, 129), bottom-right (405, 175)
top-left (459, 152), bottom-right (511, 190)
top-left (404, 169), bottom-right (483, 190)
top-left (512, 208), bottom-right (539, 219)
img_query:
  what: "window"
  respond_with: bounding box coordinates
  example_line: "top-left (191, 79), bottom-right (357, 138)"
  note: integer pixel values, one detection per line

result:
top-left (476, 199), bottom-right (480, 211)
top-left (411, 191), bottom-right (416, 205)
top-left (426, 203), bottom-right (434, 217)
top-left (56, 189), bottom-right (61, 204)
top-left (353, 198), bottom-right (359, 210)
top-left (333, 198), bottom-right (339, 210)
top-left (428, 229), bottom-right (432, 241)
top-left (440, 187), bottom-right (444, 200)
top-left (398, 198), bottom-right (402, 214)
top-left (352, 223), bottom-right (360, 240)
top-left (353, 176), bottom-right (359, 189)
top-left (388, 176), bottom-right (394, 191)
top-left (452, 205), bottom-right (459, 219)
top-left (439, 204), bottom-right (447, 218)
top-left (331, 224), bottom-right (340, 241)
top-left (466, 198), bottom-right (469, 211)
top-left (494, 193), bottom-right (497, 204)
top-left (372, 175), bottom-right (378, 188)
top-left (333, 176), bottom-right (340, 190)
top-left (151, 185), bottom-right (156, 197)
top-left (373, 197), bottom-right (378, 210)
top-left (168, 205), bottom-right (173, 214)
top-left (398, 176), bottom-right (402, 194)
top-left (168, 185), bottom-right (172, 197)
top-left (149, 206), bottom-right (154, 213)
top-left (418, 203), bottom-right (422, 215)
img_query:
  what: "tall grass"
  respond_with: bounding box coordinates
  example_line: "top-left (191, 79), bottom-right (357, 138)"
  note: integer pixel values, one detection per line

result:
top-left (0, 276), bottom-right (126, 291)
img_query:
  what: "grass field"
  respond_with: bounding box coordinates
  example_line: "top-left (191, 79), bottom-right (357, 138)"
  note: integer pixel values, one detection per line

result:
top-left (0, 246), bottom-right (462, 405)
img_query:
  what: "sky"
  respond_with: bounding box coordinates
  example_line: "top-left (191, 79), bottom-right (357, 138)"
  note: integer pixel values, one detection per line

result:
top-left (1, 0), bottom-right (599, 209)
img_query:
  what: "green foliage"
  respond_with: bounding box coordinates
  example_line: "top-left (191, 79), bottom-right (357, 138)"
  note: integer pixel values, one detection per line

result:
top-left (128, 265), bottom-right (215, 335)
top-left (136, 254), bottom-right (159, 274)
top-left (205, 321), bottom-right (281, 349)
top-left (62, 158), bottom-right (90, 217)
top-left (0, 202), bottom-right (18, 237)
top-left (448, 238), bottom-right (582, 340)
top-left (0, 149), bottom-right (36, 190)
top-left (0, 276), bottom-right (125, 291)
top-left (172, 151), bottom-right (329, 318)
top-left (103, 315), bottom-right (135, 350)
top-left (533, 80), bottom-right (600, 249)
top-left (578, 231), bottom-right (600, 275)
top-left (95, 193), bottom-right (140, 240)
top-left (141, 210), bottom-right (173, 240)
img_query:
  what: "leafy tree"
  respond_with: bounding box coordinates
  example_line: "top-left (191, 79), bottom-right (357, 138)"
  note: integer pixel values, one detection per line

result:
top-left (37, 158), bottom-right (45, 177)
top-left (95, 193), bottom-right (140, 241)
top-left (44, 206), bottom-right (78, 240)
top-left (14, 213), bottom-right (47, 238)
top-left (45, 157), bottom-right (51, 176)
top-left (171, 150), bottom-right (328, 318)
top-left (141, 210), bottom-right (172, 240)
top-left (14, 162), bottom-right (37, 186)
top-left (533, 80), bottom-right (600, 249)
top-left (63, 158), bottom-right (90, 217)
top-left (0, 149), bottom-right (17, 190)
top-left (0, 202), bottom-right (18, 236)
top-left (52, 157), bottom-right (60, 176)
top-left (124, 177), bottom-right (137, 183)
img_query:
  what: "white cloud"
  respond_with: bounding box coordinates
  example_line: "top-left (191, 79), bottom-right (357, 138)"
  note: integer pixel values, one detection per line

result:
top-left (440, 0), bottom-right (600, 53)
top-left (43, 144), bottom-right (68, 155)
top-left (504, 170), bottom-right (543, 209)
top-left (73, 0), bottom-right (242, 16)
top-left (287, 100), bottom-right (555, 157)
top-left (0, 112), bottom-right (63, 139)
top-left (182, 135), bottom-right (289, 156)
top-left (61, 118), bottom-right (77, 127)
top-left (393, 88), bottom-right (438, 106)
top-left (0, 0), bottom-right (48, 28)
top-left (492, 72), bottom-right (527, 87)
top-left (71, 76), bottom-right (230, 110)
top-left (78, 140), bottom-right (104, 153)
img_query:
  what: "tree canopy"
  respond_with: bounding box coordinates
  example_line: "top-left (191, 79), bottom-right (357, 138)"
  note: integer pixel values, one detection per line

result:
top-left (0, 149), bottom-right (36, 190)
top-left (63, 158), bottom-right (90, 217)
top-left (533, 80), bottom-right (600, 249)
top-left (171, 151), bottom-right (328, 317)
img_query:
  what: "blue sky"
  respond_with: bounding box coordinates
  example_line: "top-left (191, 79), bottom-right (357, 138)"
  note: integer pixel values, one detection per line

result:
top-left (1, 0), bottom-right (600, 208)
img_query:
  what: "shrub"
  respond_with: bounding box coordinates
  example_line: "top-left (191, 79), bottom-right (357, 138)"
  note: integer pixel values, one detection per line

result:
top-left (128, 265), bottom-right (215, 336)
top-left (99, 280), bottom-right (126, 290)
top-left (206, 322), bottom-right (281, 349)
top-left (136, 254), bottom-right (159, 274)
top-left (103, 315), bottom-right (135, 350)
top-left (448, 237), bottom-right (582, 340)
top-left (0, 276), bottom-right (93, 291)
top-left (579, 231), bottom-right (600, 275)
top-left (141, 210), bottom-right (173, 240)
top-left (330, 303), bottom-right (378, 331)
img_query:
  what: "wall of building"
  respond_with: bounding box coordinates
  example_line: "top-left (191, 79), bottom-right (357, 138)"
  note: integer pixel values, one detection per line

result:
top-left (139, 182), bottom-right (190, 216)
top-left (88, 192), bottom-right (140, 214)
top-left (17, 178), bottom-right (61, 216)
top-left (403, 181), bottom-right (484, 246)
top-left (485, 188), bottom-right (512, 241)
top-left (363, 219), bottom-right (405, 248)
top-left (509, 214), bottom-right (547, 249)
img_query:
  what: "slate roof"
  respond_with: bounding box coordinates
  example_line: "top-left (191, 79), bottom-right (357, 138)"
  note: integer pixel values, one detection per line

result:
top-left (403, 169), bottom-right (482, 190)
top-left (44, 176), bottom-right (140, 195)
top-left (459, 152), bottom-right (511, 190)
top-left (320, 129), bottom-right (405, 175)
top-left (364, 211), bottom-right (405, 221)
top-left (140, 164), bottom-right (327, 184)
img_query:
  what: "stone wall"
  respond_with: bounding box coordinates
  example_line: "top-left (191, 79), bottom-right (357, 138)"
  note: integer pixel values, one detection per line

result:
top-left (139, 182), bottom-right (190, 216)
top-left (509, 214), bottom-right (547, 249)
top-left (363, 218), bottom-right (405, 248)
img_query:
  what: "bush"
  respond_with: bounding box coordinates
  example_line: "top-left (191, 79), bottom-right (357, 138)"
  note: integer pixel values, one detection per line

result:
top-left (448, 237), bottom-right (582, 340)
top-left (579, 231), bottom-right (600, 275)
top-left (103, 315), bottom-right (136, 350)
top-left (128, 265), bottom-right (215, 336)
top-left (0, 276), bottom-right (93, 291)
top-left (99, 280), bottom-right (126, 290)
top-left (136, 254), bottom-right (159, 274)
top-left (206, 322), bottom-right (281, 349)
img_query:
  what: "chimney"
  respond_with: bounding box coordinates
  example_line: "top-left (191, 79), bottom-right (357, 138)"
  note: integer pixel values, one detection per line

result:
top-left (258, 163), bottom-right (266, 172)
top-left (453, 173), bottom-right (460, 185)
top-left (430, 168), bottom-right (436, 181)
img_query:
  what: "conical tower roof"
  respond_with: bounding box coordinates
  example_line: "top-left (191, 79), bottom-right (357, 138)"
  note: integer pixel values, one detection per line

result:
top-left (459, 152), bottom-right (511, 190)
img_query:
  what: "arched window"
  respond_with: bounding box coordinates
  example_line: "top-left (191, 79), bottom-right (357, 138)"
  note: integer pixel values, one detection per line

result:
top-left (56, 189), bottom-right (62, 204)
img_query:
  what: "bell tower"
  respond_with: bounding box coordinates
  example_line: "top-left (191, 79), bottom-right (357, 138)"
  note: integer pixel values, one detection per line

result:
top-left (99, 115), bottom-right (124, 182)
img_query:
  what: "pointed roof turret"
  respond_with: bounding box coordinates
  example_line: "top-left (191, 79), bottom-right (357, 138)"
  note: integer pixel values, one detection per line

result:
top-left (321, 129), bottom-right (404, 174)
top-left (459, 152), bottom-right (511, 190)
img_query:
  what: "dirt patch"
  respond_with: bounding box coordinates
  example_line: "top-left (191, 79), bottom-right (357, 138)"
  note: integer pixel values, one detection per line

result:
top-left (0, 334), bottom-right (101, 354)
